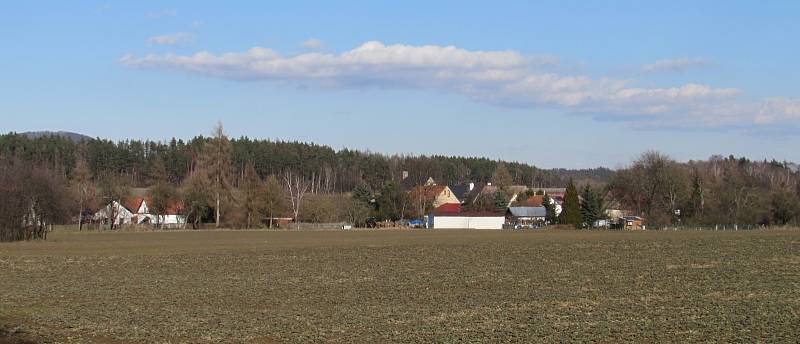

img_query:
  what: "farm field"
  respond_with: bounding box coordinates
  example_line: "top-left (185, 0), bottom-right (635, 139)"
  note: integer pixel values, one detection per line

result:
top-left (1, 229), bottom-right (799, 343)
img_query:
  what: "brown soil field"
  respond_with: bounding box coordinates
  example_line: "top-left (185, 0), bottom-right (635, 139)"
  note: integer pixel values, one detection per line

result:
top-left (1, 229), bottom-right (799, 343)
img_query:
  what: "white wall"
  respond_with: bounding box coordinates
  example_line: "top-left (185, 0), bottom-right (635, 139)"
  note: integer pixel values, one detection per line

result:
top-left (432, 216), bottom-right (505, 229)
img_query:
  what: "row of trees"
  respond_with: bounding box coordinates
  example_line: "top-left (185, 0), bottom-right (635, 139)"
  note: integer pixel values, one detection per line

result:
top-left (530, 151), bottom-right (800, 229)
top-left (609, 152), bottom-right (800, 227)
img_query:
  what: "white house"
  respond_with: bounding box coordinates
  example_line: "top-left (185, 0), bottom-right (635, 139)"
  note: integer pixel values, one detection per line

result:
top-left (95, 197), bottom-right (186, 228)
top-left (128, 197), bottom-right (186, 228)
top-left (93, 200), bottom-right (134, 227)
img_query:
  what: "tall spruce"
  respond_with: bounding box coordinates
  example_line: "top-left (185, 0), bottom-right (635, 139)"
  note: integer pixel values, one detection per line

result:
top-left (352, 183), bottom-right (374, 208)
top-left (561, 179), bottom-right (582, 228)
top-left (580, 186), bottom-right (606, 228)
top-left (492, 190), bottom-right (509, 212)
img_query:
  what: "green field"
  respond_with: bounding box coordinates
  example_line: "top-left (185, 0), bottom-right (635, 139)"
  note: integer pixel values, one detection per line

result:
top-left (1, 229), bottom-right (799, 343)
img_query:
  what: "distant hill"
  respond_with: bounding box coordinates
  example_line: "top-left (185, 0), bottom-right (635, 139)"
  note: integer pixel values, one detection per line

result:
top-left (21, 131), bottom-right (93, 142)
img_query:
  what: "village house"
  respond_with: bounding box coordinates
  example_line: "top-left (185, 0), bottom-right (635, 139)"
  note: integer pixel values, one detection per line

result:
top-left (93, 200), bottom-right (135, 227)
top-left (94, 197), bottom-right (186, 229)
top-left (506, 206), bottom-right (547, 227)
top-left (409, 184), bottom-right (461, 210)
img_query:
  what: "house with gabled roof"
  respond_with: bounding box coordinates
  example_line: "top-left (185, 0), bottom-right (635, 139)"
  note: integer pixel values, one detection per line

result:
top-left (95, 197), bottom-right (186, 229)
top-left (93, 200), bottom-right (134, 228)
top-left (506, 206), bottom-right (547, 226)
top-left (409, 184), bottom-right (461, 211)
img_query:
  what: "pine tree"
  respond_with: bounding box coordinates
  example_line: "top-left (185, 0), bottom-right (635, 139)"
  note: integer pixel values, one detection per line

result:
top-left (492, 190), bottom-right (509, 212)
top-left (580, 185), bottom-right (605, 228)
top-left (543, 195), bottom-right (558, 224)
top-left (561, 179), bottom-right (582, 228)
top-left (687, 170), bottom-right (705, 223)
top-left (376, 182), bottom-right (408, 221)
top-left (352, 183), bottom-right (374, 208)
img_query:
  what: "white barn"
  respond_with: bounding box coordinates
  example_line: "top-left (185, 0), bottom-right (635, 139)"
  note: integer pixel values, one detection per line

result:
top-left (427, 213), bottom-right (506, 229)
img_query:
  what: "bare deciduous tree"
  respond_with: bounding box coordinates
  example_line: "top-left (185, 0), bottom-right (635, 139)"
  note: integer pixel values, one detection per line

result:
top-left (71, 155), bottom-right (95, 231)
top-left (200, 122), bottom-right (233, 228)
top-left (284, 170), bottom-right (309, 230)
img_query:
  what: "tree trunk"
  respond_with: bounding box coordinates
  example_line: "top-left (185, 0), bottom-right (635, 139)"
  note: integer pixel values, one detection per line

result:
top-left (215, 190), bottom-right (221, 228)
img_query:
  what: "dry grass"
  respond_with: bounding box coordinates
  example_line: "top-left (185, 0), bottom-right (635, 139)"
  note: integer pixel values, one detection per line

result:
top-left (1, 229), bottom-right (799, 343)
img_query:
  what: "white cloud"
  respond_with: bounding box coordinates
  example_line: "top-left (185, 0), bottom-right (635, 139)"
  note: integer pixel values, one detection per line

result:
top-left (642, 57), bottom-right (710, 73)
top-left (300, 38), bottom-right (323, 49)
top-left (146, 32), bottom-right (194, 46)
top-left (755, 97), bottom-right (800, 124)
top-left (147, 9), bottom-right (177, 19)
top-left (120, 41), bottom-right (799, 127)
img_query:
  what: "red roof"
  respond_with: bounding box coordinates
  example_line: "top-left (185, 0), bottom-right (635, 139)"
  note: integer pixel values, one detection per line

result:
top-left (123, 197), bottom-right (145, 213)
top-left (431, 203), bottom-right (461, 215)
top-left (123, 196), bottom-right (184, 215)
top-left (409, 185), bottom-right (448, 203)
top-left (434, 211), bottom-right (505, 217)
top-left (515, 195), bottom-right (543, 207)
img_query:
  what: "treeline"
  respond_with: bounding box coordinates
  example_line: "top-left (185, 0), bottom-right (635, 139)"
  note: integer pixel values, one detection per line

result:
top-left (608, 152), bottom-right (800, 227)
top-left (0, 131), bottom-right (608, 192)
top-left (0, 161), bottom-right (72, 241)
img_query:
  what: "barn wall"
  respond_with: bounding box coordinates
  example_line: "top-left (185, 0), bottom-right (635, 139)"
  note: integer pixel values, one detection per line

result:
top-left (432, 216), bottom-right (505, 229)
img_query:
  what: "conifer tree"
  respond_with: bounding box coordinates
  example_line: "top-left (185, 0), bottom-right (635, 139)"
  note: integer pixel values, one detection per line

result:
top-left (543, 195), bottom-right (558, 224)
top-left (492, 190), bottom-right (509, 212)
top-left (352, 183), bottom-right (374, 208)
top-left (580, 185), bottom-right (606, 228)
top-left (561, 179), bottom-right (582, 228)
top-left (240, 161), bottom-right (264, 229)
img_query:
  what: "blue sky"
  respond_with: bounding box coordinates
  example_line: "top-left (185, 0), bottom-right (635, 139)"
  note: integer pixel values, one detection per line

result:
top-left (2, 1), bottom-right (799, 168)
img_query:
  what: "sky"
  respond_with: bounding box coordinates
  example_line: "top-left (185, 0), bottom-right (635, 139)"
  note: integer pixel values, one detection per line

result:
top-left (1, 1), bottom-right (799, 168)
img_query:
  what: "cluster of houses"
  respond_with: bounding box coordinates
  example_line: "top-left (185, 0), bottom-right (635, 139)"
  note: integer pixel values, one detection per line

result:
top-left (404, 176), bottom-right (643, 230)
top-left (90, 175), bottom-right (643, 231)
top-left (93, 197), bottom-right (186, 229)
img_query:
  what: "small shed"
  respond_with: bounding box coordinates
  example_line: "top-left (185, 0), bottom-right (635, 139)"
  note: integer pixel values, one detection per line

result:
top-left (621, 216), bottom-right (645, 230)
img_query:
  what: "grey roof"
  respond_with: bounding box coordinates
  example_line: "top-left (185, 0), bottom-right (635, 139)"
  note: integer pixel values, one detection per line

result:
top-left (448, 183), bottom-right (471, 202)
top-left (508, 206), bottom-right (547, 217)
